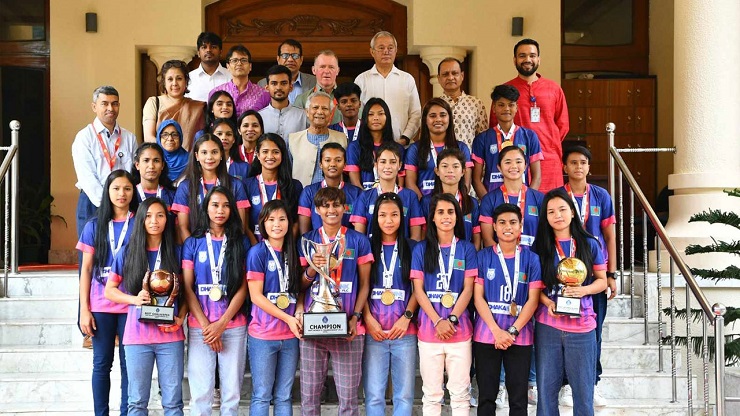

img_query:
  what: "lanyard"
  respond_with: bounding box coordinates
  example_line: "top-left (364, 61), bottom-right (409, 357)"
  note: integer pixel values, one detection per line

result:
top-left (555, 238), bottom-right (576, 261)
top-left (206, 232), bottom-right (228, 286)
top-left (108, 216), bottom-right (130, 258)
top-left (437, 237), bottom-right (458, 291)
top-left (501, 184), bottom-right (527, 221)
top-left (226, 157), bottom-right (232, 171)
top-left (380, 241), bottom-right (398, 289)
top-left (91, 124), bottom-right (121, 170)
top-left (136, 184), bottom-right (162, 201)
top-left (430, 144), bottom-right (443, 168)
top-left (200, 178), bottom-right (220, 202)
top-left (376, 183), bottom-right (399, 196)
top-left (565, 183), bottom-right (590, 226)
top-left (265, 241), bottom-right (289, 293)
top-left (495, 243), bottom-right (521, 301)
top-left (258, 174), bottom-right (281, 205)
top-left (495, 124), bottom-right (519, 151)
top-left (322, 180), bottom-right (344, 190)
top-left (341, 120), bottom-right (360, 142)
top-left (147, 245), bottom-right (162, 271)
top-left (320, 226), bottom-right (345, 286)
top-left (239, 145), bottom-right (254, 164)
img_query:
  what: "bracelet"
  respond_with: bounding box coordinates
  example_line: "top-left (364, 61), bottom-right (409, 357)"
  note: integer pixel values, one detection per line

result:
top-left (303, 271), bottom-right (315, 282)
top-left (433, 317), bottom-right (444, 327)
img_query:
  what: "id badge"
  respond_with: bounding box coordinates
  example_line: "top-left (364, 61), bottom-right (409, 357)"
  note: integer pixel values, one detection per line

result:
top-left (530, 106), bottom-right (541, 123)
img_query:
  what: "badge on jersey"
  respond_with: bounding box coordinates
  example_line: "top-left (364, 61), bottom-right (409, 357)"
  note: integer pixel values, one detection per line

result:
top-left (487, 268), bottom-right (495, 280)
top-left (453, 259), bottom-right (465, 271)
top-left (528, 206), bottom-right (538, 216)
top-left (343, 248), bottom-right (356, 260)
top-left (251, 196), bottom-right (261, 206)
top-left (267, 260), bottom-right (276, 272)
top-left (422, 180), bottom-right (435, 190)
top-left (489, 144), bottom-right (498, 155)
top-left (530, 106), bottom-right (541, 123)
top-left (198, 251), bottom-right (207, 263)
top-left (345, 204), bottom-right (353, 212)
top-left (464, 213), bottom-right (472, 223)
top-left (591, 206), bottom-right (601, 216)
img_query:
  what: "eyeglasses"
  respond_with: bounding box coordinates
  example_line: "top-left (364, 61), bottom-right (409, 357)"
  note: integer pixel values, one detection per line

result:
top-left (279, 53), bottom-right (301, 60)
top-left (160, 132), bottom-right (181, 140)
top-left (374, 46), bottom-right (396, 54)
top-left (228, 58), bottom-right (250, 65)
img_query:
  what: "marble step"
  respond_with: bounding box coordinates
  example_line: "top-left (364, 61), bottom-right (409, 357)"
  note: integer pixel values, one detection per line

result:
top-left (602, 317), bottom-right (659, 343)
top-left (0, 319), bottom-right (78, 347)
top-left (600, 344), bottom-right (682, 371)
top-left (1, 272), bottom-right (79, 297)
top-left (0, 296), bottom-right (77, 320)
top-left (606, 294), bottom-right (644, 318)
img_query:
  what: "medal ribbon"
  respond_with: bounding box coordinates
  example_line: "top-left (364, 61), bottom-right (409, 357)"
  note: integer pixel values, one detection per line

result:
top-left (320, 226), bottom-right (346, 287)
top-left (495, 243), bottom-right (521, 302)
top-left (495, 124), bottom-right (519, 151)
top-left (437, 237), bottom-right (458, 292)
top-left (501, 184), bottom-right (527, 222)
top-left (341, 120), bottom-right (360, 142)
top-left (380, 241), bottom-right (399, 289)
top-left (200, 178), bottom-right (220, 202)
top-left (565, 183), bottom-right (590, 226)
top-left (108, 214), bottom-right (131, 258)
top-left (92, 125), bottom-right (121, 170)
top-left (265, 241), bottom-right (289, 293)
top-left (136, 184), bottom-right (162, 201)
top-left (258, 174), bottom-right (281, 206)
top-left (206, 231), bottom-right (228, 286)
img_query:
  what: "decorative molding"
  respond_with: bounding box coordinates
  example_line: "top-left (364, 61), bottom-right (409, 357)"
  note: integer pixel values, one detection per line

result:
top-left (226, 15), bottom-right (386, 37)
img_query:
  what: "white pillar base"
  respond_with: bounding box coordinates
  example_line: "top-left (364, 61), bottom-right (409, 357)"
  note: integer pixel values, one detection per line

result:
top-left (418, 46), bottom-right (467, 97)
top-left (146, 46), bottom-right (196, 71)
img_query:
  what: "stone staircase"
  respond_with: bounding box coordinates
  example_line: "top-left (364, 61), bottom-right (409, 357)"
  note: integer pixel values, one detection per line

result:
top-left (0, 271), bottom-right (703, 415)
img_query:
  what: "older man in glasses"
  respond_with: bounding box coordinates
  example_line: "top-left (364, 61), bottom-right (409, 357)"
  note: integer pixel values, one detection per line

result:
top-left (258, 39), bottom-right (317, 104)
top-left (209, 44), bottom-right (270, 117)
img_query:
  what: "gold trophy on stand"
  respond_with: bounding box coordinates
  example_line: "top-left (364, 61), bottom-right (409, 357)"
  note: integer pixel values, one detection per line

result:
top-left (301, 235), bottom-right (348, 337)
top-left (554, 257), bottom-right (587, 316)
top-left (139, 270), bottom-right (179, 324)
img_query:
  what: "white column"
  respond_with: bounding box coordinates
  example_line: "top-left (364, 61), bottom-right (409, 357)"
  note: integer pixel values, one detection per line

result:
top-left (146, 46), bottom-right (196, 71)
top-left (665, 0), bottom-right (740, 269)
top-left (419, 46), bottom-right (467, 97)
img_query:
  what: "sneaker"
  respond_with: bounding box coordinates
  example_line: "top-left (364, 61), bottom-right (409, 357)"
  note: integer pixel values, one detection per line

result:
top-left (439, 383), bottom-right (446, 405)
top-left (593, 385), bottom-right (608, 407)
top-left (558, 385), bottom-right (573, 407)
top-left (528, 385), bottom-right (538, 405)
top-left (82, 335), bottom-right (92, 349)
top-left (469, 384), bottom-right (478, 407)
top-left (495, 384), bottom-right (507, 409)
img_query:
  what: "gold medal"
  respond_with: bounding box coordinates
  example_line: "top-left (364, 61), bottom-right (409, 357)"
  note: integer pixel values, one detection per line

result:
top-left (441, 291), bottom-right (455, 308)
top-left (510, 301), bottom-right (518, 316)
top-left (208, 286), bottom-right (223, 302)
top-left (276, 293), bottom-right (290, 310)
top-left (380, 289), bottom-right (395, 306)
top-left (501, 140), bottom-right (514, 149)
top-left (328, 255), bottom-right (339, 270)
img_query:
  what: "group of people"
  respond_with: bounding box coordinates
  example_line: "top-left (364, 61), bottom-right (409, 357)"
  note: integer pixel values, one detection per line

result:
top-left (71, 29), bottom-right (618, 416)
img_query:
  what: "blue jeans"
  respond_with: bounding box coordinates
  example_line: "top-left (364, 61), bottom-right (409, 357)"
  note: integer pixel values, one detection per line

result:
top-left (248, 335), bottom-right (300, 416)
top-left (535, 323), bottom-right (596, 416)
top-left (362, 334), bottom-right (417, 416)
top-left (91, 312), bottom-right (127, 416)
top-left (124, 341), bottom-right (184, 416)
top-left (188, 326), bottom-right (247, 415)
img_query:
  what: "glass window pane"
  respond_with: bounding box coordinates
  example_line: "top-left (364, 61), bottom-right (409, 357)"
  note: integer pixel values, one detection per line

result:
top-left (563, 0), bottom-right (632, 46)
top-left (0, 0), bottom-right (46, 41)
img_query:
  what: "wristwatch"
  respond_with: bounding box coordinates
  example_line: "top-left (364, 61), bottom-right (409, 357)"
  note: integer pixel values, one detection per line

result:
top-left (606, 271), bottom-right (616, 279)
top-left (403, 310), bottom-right (414, 319)
top-left (507, 326), bottom-right (519, 336)
top-left (448, 314), bottom-right (459, 326)
top-left (352, 311), bottom-right (363, 320)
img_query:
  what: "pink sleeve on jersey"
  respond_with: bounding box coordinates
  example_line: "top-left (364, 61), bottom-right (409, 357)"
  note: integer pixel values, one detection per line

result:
top-left (410, 270), bottom-right (424, 280)
top-left (465, 269), bottom-right (477, 278)
top-left (237, 200), bottom-right (251, 209)
top-left (76, 242), bottom-right (94, 254)
top-left (171, 203), bottom-right (190, 214)
top-left (344, 165), bottom-right (360, 172)
top-left (594, 264), bottom-right (607, 271)
top-left (473, 225), bottom-right (481, 234)
top-left (300, 257), bottom-right (309, 267)
top-left (357, 253), bottom-right (373, 265)
top-left (181, 260), bottom-right (194, 270)
top-left (475, 277), bottom-right (485, 285)
top-left (531, 280), bottom-right (545, 289)
top-left (409, 217), bottom-right (426, 227)
top-left (466, 161), bottom-right (474, 169)
top-left (601, 215), bottom-right (616, 228)
top-left (471, 154), bottom-right (484, 164)
top-left (529, 152), bottom-right (544, 162)
top-left (109, 272), bottom-right (123, 284)
top-left (350, 214), bottom-right (367, 225)
top-left (246, 271), bottom-right (265, 281)
top-left (297, 206), bottom-right (312, 217)
top-left (404, 164), bottom-right (418, 172)
top-left (479, 215), bottom-right (493, 224)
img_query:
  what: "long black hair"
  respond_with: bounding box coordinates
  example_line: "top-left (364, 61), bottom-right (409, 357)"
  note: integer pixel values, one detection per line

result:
top-left (369, 192), bottom-right (412, 287)
top-left (432, 147), bottom-right (473, 216)
top-left (190, 186), bottom-right (247, 304)
top-left (258, 199), bottom-right (302, 296)
top-left (210, 117), bottom-right (241, 163)
top-left (182, 134), bottom-right (233, 230)
top-left (131, 142), bottom-right (175, 191)
top-left (417, 97), bottom-right (457, 170)
top-left (93, 170), bottom-right (136, 283)
top-left (206, 90), bottom-right (237, 128)
top-left (357, 97), bottom-right (395, 172)
top-left (423, 193), bottom-right (466, 274)
top-left (534, 188), bottom-right (598, 290)
top-left (123, 197), bottom-right (180, 295)
top-left (248, 133), bottom-right (298, 221)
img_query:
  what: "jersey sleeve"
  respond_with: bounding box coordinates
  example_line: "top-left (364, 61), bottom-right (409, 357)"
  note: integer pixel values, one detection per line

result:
top-left (76, 220), bottom-right (97, 253)
top-left (172, 180), bottom-right (191, 214)
top-left (404, 142), bottom-right (419, 172)
top-left (355, 234), bottom-right (374, 265)
top-left (246, 244), bottom-right (266, 281)
top-left (471, 131), bottom-right (487, 165)
top-left (344, 141), bottom-right (361, 172)
top-left (297, 186), bottom-right (314, 218)
top-left (478, 193), bottom-right (495, 224)
top-left (464, 243), bottom-right (478, 278)
top-left (406, 193), bottom-right (426, 227)
top-left (459, 141), bottom-right (474, 168)
top-left (181, 237), bottom-right (197, 270)
top-left (409, 242), bottom-right (425, 280)
top-left (231, 179), bottom-right (251, 210)
top-left (350, 192), bottom-right (369, 225)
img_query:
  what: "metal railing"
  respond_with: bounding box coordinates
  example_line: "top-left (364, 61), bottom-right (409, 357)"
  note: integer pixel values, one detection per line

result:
top-left (1, 120), bottom-right (20, 297)
top-left (605, 122), bottom-right (728, 415)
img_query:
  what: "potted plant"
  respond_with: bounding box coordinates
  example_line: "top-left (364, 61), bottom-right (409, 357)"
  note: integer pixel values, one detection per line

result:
top-left (18, 183), bottom-right (66, 264)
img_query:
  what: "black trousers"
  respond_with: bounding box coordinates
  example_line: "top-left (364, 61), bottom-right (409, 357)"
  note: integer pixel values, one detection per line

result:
top-left (474, 341), bottom-right (532, 416)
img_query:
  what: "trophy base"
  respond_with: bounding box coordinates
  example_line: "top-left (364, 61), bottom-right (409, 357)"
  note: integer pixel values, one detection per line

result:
top-left (303, 311), bottom-right (348, 338)
top-left (555, 296), bottom-right (581, 316)
top-left (139, 304), bottom-right (175, 324)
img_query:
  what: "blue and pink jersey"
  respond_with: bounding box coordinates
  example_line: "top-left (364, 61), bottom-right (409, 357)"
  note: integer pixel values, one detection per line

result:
top-left (329, 122), bottom-right (359, 142)
top-left (344, 140), bottom-right (406, 190)
top-left (76, 216), bottom-right (135, 314)
top-left (243, 177), bottom-right (303, 240)
top-left (368, 240), bottom-right (418, 335)
top-left (474, 246), bottom-right (541, 346)
top-left (410, 239), bottom-right (478, 343)
top-left (404, 141), bottom-right (473, 197)
top-left (246, 242), bottom-right (299, 340)
top-left (299, 227), bottom-right (374, 335)
top-left (479, 185), bottom-right (544, 247)
top-left (350, 188), bottom-right (425, 239)
top-left (533, 237), bottom-right (606, 333)
top-left (171, 176), bottom-right (250, 215)
top-left (134, 187), bottom-right (175, 210)
top-left (227, 159), bottom-right (251, 184)
top-left (471, 126), bottom-right (544, 192)
top-left (298, 181), bottom-right (362, 229)
top-left (420, 193), bottom-right (481, 243)
top-left (558, 183), bottom-right (616, 261)
top-left (181, 234), bottom-right (251, 329)
top-left (109, 245), bottom-right (185, 345)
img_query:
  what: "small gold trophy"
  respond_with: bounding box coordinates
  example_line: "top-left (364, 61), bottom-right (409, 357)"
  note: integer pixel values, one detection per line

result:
top-left (554, 257), bottom-right (587, 316)
top-left (139, 270), bottom-right (179, 324)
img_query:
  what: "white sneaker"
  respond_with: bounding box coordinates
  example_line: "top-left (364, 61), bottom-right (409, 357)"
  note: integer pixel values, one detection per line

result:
top-left (528, 385), bottom-right (538, 405)
top-left (558, 385), bottom-right (573, 407)
top-left (495, 384), bottom-right (507, 409)
top-left (593, 385), bottom-right (608, 407)
top-left (469, 384), bottom-right (478, 407)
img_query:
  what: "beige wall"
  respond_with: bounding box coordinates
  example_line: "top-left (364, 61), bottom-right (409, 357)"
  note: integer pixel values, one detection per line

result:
top-left (649, 0), bottom-right (674, 195)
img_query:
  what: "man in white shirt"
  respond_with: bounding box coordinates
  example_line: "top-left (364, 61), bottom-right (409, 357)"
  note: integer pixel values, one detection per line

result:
top-left (185, 32), bottom-right (231, 102)
top-left (258, 39), bottom-right (317, 104)
top-left (72, 86), bottom-right (138, 238)
top-left (259, 65), bottom-right (307, 138)
top-left (354, 31), bottom-right (421, 147)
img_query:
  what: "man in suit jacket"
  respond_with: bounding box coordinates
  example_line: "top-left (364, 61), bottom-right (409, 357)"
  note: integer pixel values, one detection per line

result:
top-left (258, 39), bottom-right (316, 104)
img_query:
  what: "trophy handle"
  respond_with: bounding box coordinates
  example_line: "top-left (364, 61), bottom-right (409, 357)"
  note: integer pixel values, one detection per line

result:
top-left (301, 237), bottom-right (325, 278)
top-left (165, 272), bottom-right (179, 307)
top-left (142, 270), bottom-right (151, 294)
top-left (330, 235), bottom-right (347, 267)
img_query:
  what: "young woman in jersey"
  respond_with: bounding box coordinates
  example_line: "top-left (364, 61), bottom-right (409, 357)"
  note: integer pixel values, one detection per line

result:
top-left (156, 120), bottom-right (189, 182)
top-left (104, 197), bottom-right (186, 416)
top-left (172, 134), bottom-right (250, 243)
top-left (411, 193), bottom-right (477, 416)
top-left (182, 186), bottom-right (250, 415)
top-left (132, 142), bottom-right (176, 208)
top-left (480, 145), bottom-right (544, 249)
top-left (420, 148), bottom-right (481, 249)
top-left (246, 199), bottom-right (303, 416)
top-left (244, 133), bottom-right (302, 242)
top-left (404, 98), bottom-right (472, 199)
top-left (350, 142), bottom-right (424, 241)
top-left (532, 189), bottom-right (607, 416)
top-left (205, 91), bottom-right (237, 130)
top-left (77, 170), bottom-right (136, 416)
top-left (237, 110), bottom-right (264, 168)
top-left (345, 97), bottom-right (402, 190)
top-left (211, 118), bottom-right (250, 182)
top-left (473, 203), bottom-right (542, 416)
top-left (362, 192), bottom-right (418, 416)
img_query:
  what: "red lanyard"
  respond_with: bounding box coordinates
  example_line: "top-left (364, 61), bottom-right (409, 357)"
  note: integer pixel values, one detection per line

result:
top-left (93, 125), bottom-right (121, 170)
top-left (320, 226), bottom-right (346, 287)
top-left (555, 238), bottom-right (576, 260)
top-left (239, 145), bottom-right (255, 164)
top-left (501, 184), bottom-right (527, 222)
top-left (495, 125), bottom-right (519, 151)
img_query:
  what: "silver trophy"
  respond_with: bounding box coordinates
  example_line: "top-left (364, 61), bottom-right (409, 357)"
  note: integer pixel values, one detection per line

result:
top-left (301, 235), bottom-right (348, 337)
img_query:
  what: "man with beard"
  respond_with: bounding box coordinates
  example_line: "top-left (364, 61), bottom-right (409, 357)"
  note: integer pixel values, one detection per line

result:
top-left (494, 39), bottom-right (569, 192)
top-left (259, 65), bottom-right (307, 138)
top-left (258, 39), bottom-right (317, 104)
top-left (437, 57), bottom-right (488, 150)
top-left (186, 32), bottom-right (231, 102)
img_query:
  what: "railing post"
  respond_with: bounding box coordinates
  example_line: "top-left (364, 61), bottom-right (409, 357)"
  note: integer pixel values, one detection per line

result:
top-left (714, 303), bottom-right (727, 416)
top-left (606, 122), bottom-right (615, 198)
top-left (9, 120), bottom-right (18, 274)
